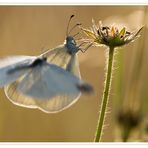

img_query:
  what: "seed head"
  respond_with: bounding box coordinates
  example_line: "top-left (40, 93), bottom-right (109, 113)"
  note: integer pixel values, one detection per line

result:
top-left (81, 19), bottom-right (143, 48)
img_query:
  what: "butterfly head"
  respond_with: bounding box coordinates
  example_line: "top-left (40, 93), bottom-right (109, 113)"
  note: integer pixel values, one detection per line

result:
top-left (65, 15), bottom-right (81, 55)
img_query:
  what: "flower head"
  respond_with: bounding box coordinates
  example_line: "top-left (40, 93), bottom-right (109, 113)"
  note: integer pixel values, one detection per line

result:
top-left (117, 109), bottom-right (142, 130)
top-left (116, 108), bottom-right (142, 141)
top-left (81, 19), bottom-right (143, 48)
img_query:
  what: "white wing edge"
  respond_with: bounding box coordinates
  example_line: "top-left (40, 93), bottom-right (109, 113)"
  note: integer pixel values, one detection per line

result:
top-left (4, 86), bottom-right (81, 113)
top-left (39, 44), bottom-right (64, 57)
top-left (0, 55), bottom-right (36, 67)
top-left (38, 93), bottom-right (81, 114)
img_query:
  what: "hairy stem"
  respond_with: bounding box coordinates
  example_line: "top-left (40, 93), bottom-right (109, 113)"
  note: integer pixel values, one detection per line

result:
top-left (94, 46), bottom-right (115, 142)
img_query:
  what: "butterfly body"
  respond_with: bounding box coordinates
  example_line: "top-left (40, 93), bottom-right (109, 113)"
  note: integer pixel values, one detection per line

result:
top-left (65, 36), bottom-right (79, 55)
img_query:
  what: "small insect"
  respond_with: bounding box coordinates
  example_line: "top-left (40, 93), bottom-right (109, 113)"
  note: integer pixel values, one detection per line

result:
top-left (4, 15), bottom-right (93, 113)
top-left (0, 55), bottom-right (93, 113)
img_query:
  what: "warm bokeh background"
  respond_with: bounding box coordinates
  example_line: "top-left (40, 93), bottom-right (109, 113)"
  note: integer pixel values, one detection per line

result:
top-left (0, 6), bottom-right (147, 142)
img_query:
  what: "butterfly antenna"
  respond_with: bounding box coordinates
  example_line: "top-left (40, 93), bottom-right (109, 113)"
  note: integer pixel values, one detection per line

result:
top-left (68, 23), bottom-right (81, 36)
top-left (66, 15), bottom-right (75, 36)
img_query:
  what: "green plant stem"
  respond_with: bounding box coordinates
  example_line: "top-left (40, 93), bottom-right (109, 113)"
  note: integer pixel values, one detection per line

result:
top-left (94, 46), bottom-right (115, 142)
top-left (122, 127), bottom-right (131, 142)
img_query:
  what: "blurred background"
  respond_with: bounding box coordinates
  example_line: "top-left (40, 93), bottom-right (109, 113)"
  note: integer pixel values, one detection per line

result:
top-left (0, 6), bottom-right (147, 142)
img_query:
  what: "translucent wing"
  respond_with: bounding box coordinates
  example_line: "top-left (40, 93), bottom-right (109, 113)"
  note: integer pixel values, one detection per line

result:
top-left (5, 82), bottom-right (80, 113)
top-left (35, 94), bottom-right (80, 113)
top-left (33, 63), bottom-right (82, 113)
top-left (18, 63), bottom-right (82, 98)
top-left (41, 45), bottom-right (70, 68)
top-left (66, 54), bottom-right (81, 78)
top-left (40, 45), bottom-right (81, 78)
top-left (0, 56), bottom-right (35, 87)
top-left (0, 56), bottom-right (34, 67)
top-left (4, 62), bottom-right (83, 113)
top-left (4, 46), bottom-right (82, 113)
top-left (5, 77), bottom-right (38, 109)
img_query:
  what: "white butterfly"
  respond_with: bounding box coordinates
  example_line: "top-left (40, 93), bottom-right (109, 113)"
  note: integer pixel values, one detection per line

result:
top-left (0, 55), bottom-right (93, 112)
top-left (4, 15), bottom-right (93, 113)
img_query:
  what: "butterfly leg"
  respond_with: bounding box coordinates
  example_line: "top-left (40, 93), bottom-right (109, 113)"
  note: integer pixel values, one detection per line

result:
top-left (78, 42), bottom-right (93, 53)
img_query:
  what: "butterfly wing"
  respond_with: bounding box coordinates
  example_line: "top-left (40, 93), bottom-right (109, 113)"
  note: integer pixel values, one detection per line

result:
top-left (5, 76), bottom-right (39, 109)
top-left (0, 56), bottom-right (35, 87)
top-left (5, 62), bottom-right (83, 113)
top-left (4, 46), bottom-right (82, 113)
top-left (5, 82), bottom-right (80, 113)
top-left (40, 46), bottom-right (82, 113)
top-left (34, 63), bottom-right (82, 113)
top-left (40, 45), bottom-right (81, 78)
top-left (66, 54), bottom-right (81, 78)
